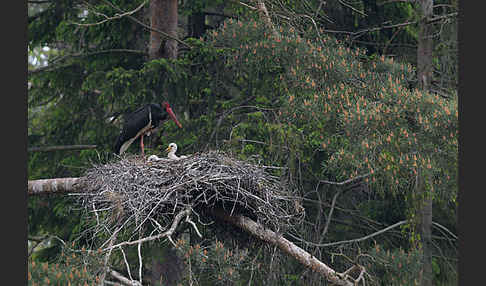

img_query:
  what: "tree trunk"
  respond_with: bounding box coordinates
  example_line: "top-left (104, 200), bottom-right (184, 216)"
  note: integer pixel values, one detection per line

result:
top-left (149, 0), bottom-right (178, 60)
top-left (416, 1), bottom-right (434, 285)
top-left (188, 12), bottom-right (206, 39)
top-left (420, 186), bottom-right (433, 286)
top-left (417, 0), bottom-right (434, 91)
top-left (149, 0), bottom-right (163, 60)
top-left (417, 169), bottom-right (433, 286)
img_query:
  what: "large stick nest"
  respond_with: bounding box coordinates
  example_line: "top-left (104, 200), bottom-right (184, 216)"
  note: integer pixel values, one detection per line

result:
top-left (77, 151), bottom-right (304, 237)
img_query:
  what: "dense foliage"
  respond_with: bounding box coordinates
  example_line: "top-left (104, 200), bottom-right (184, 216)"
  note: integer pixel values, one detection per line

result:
top-left (28, 1), bottom-right (458, 285)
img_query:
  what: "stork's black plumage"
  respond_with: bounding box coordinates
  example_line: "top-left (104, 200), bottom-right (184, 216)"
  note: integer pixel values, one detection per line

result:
top-left (114, 102), bottom-right (182, 155)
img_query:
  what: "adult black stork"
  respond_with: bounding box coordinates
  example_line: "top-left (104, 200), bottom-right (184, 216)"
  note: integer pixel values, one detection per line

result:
top-left (114, 102), bottom-right (182, 156)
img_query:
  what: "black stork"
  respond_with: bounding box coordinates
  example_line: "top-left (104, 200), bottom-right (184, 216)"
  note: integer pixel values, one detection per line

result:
top-left (114, 102), bottom-right (182, 156)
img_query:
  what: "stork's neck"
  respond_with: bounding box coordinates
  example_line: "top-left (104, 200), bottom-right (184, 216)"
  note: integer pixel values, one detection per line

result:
top-left (168, 149), bottom-right (179, 160)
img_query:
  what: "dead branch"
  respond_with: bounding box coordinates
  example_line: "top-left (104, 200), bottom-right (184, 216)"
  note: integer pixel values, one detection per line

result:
top-left (105, 209), bottom-right (190, 251)
top-left (256, 0), bottom-right (280, 38)
top-left (28, 144), bottom-right (97, 152)
top-left (212, 209), bottom-right (357, 286)
top-left (72, 0), bottom-right (147, 27)
top-left (28, 177), bottom-right (81, 195)
top-left (109, 268), bottom-right (142, 286)
top-left (319, 220), bottom-right (407, 248)
top-left (320, 173), bottom-right (371, 186)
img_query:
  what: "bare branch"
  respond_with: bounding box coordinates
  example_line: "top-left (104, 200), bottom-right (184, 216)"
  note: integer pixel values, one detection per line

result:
top-left (185, 215), bottom-right (203, 238)
top-left (137, 242), bottom-right (143, 284)
top-left (109, 268), bottom-right (142, 286)
top-left (105, 209), bottom-right (191, 250)
top-left (28, 49), bottom-right (147, 76)
top-left (234, 1), bottom-right (258, 10)
top-left (118, 247), bottom-right (134, 282)
top-left (212, 210), bottom-right (356, 286)
top-left (28, 177), bottom-right (81, 195)
top-left (319, 220), bottom-right (407, 247)
top-left (320, 173), bottom-right (371, 186)
top-left (256, 0), bottom-right (280, 38)
top-left (338, 0), bottom-right (367, 17)
top-left (321, 189), bottom-right (344, 238)
top-left (72, 0), bottom-right (147, 27)
top-left (378, 0), bottom-right (416, 5)
top-left (28, 145), bottom-right (97, 152)
top-left (99, 229), bottom-right (121, 286)
top-left (432, 221), bottom-right (458, 240)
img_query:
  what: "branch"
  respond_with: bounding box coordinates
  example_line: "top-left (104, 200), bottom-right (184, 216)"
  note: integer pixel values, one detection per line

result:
top-left (212, 210), bottom-right (355, 286)
top-left (72, 0), bottom-right (147, 27)
top-left (101, 0), bottom-right (192, 49)
top-left (99, 229), bottom-right (121, 286)
top-left (432, 221), bottom-right (458, 240)
top-left (234, 1), bottom-right (258, 10)
top-left (28, 145), bottom-right (97, 152)
top-left (378, 0), bottom-right (416, 5)
top-left (319, 220), bottom-right (407, 247)
top-left (339, 0), bottom-right (367, 17)
top-left (109, 268), bottom-right (142, 286)
top-left (28, 49), bottom-right (147, 76)
top-left (319, 173), bottom-right (371, 186)
top-left (256, 0), bottom-right (280, 38)
top-left (323, 11), bottom-right (457, 39)
top-left (321, 189), bottom-right (344, 239)
top-left (28, 177), bottom-right (81, 195)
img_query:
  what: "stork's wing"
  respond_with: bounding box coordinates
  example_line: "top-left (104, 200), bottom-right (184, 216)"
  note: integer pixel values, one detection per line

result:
top-left (114, 105), bottom-right (152, 154)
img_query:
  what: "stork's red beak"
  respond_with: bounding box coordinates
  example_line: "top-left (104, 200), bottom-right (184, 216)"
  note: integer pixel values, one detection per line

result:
top-left (166, 105), bottom-right (182, 128)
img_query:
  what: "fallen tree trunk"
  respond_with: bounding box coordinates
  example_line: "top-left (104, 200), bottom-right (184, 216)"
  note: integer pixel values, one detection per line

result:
top-left (28, 177), bottom-right (82, 195)
top-left (212, 209), bottom-right (357, 286)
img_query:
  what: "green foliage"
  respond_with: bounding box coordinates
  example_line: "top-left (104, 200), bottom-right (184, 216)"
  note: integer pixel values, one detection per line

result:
top-left (28, 245), bottom-right (104, 286)
top-left (177, 239), bottom-right (252, 285)
top-left (365, 244), bottom-right (423, 286)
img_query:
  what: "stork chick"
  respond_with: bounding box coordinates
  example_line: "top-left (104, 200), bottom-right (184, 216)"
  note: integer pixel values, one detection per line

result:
top-left (166, 143), bottom-right (187, 160)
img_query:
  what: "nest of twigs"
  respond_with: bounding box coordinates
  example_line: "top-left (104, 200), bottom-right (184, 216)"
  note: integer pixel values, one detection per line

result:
top-left (77, 151), bottom-right (304, 239)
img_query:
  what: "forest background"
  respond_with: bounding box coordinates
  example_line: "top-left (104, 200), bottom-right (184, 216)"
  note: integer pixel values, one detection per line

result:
top-left (27, 0), bottom-right (458, 285)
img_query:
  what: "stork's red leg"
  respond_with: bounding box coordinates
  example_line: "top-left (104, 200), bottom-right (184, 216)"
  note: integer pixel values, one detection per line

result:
top-left (140, 135), bottom-right (145, 156)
